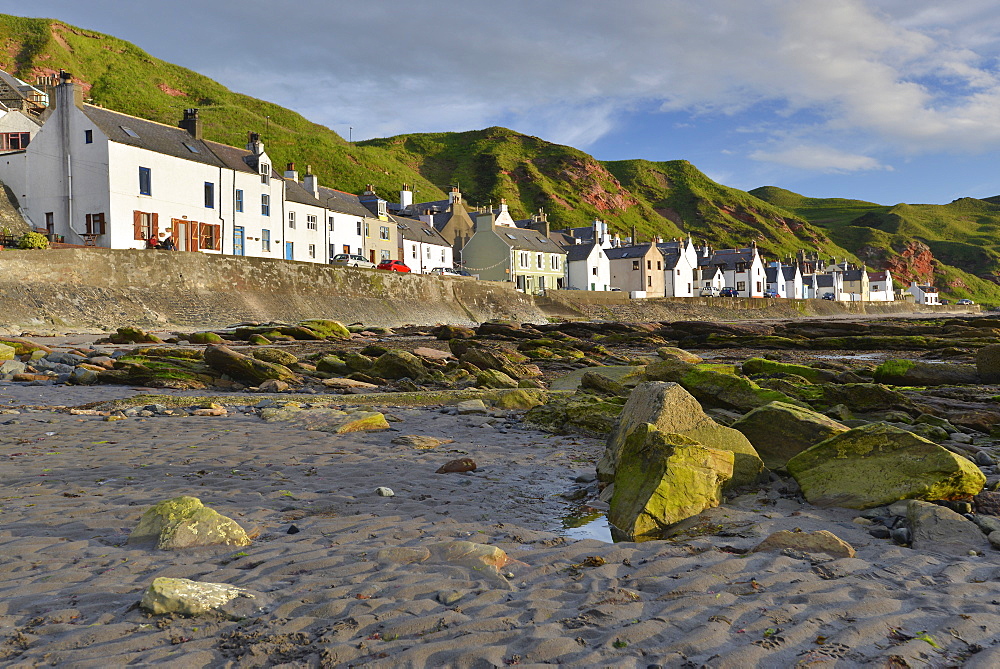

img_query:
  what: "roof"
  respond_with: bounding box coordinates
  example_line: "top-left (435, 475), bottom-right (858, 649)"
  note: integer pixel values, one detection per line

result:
top-left (284, 179), bottom-right (323, 207)
top-left (565, 242), bottom-right (599, 262)
top-left (658, 248), bottom-right (685, 269)
top-left (83, 105), bottom-right (227, 168)
top-left (868, 271), bottom-right (889, 281)
top-left (316, 186), bottom-right (374, 218)
top-left (394, 215), bottom-right (450, 246)
top-left (605, 244), bottom-right (661, 261)
top-left (915, 285), bottom-right (938, 292)
top-left (765, 267), bottom-right (779, 282)
top-left (842, 269), bottom-right (867, 282)
top-left (815, 274), bottom-right (837, 287)
top-left (781, 266), bottom-right (799, 280)
top-left (491, 225), bottom-right (565, 253)
top-left (707, 248), bottom-right (758, 270)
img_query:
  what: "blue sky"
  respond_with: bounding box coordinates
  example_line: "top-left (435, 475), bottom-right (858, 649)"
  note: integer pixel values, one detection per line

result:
top-left (10, 0), bottom-right (1000, 205)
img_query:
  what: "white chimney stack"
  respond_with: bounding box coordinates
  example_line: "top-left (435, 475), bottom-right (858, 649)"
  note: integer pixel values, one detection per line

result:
top-left (400, 184), bottom-right (413, 209)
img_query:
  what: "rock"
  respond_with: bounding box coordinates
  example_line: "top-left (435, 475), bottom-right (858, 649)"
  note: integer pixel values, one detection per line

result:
top-left (455, 399), bottom-right (488, 415)
top-left (315, 355), bottom-right (348, 374)
top-left (644, 358), bottom-right (801, 412)
top-left (0, 337), bottom-right (51, 356)
top-left (391, 434), bottom-right (452, 449)
top-left (0, 359), bottom-right (26, 376)
top-left (731, 401), bottom-right (849, 470)
top-left (656, 347), bottom-right (702, 364)
top-left (436, 457), bottom-right (476, 473)
top-left (260, 406), bottom-right (390, 433)
top-left (375, 487), bottom-right (395, 497)
top-left (67, 367), bottom-right (98, 385)
top-left (907, 499), bottom-right (990, 556)
top-left (580, 371), bottom-right (629, 397)
top-left (343, 351), bottom-right (375, 372)
top-left (598, 382), bottom-right (763, 489)
top-left (378, 540), bottom-right (513, 588)
top-left (247, 334), bottom-right (271, 346)
top-left (820, 383), bottom-right (914, 414)
top-left (412, 346), bottom-right (453, 361)
top-left (873, 359), bottom-right (979, 386)
top-left (257, 379), bottom-right (289, 393)
top-left (191, 407), bottom-right (227, 416)
top-left (476, 368), bottom-right (519, 389)
top-left (988, 530), bottom-right (1000, 550)
top-left (524, 392), bottom-right (624, 437)
top-left (0, 343), bottom-right (13, 362)
top-left (109, 326), bottom-right (162, 344)
top-left (369, 350), bottom-right (426, 380)
top-left (297, 319), bottom-right (351, 340)
top-left (891, 527), bottom-right (911, 545)
top-left (975, 491), bottom-right (1000, 515)
top-left (751, 530), bottom-right (856, 559)
top-left (204, 344), bottom-right (298, 386)
top-left (251, 348), bottom-right (299, 366)
top-left (321, 377), bottom-right (379, 390)
top-left (786, 423), bottom-right (986, 509)
top-left (460, 348), bottom-right (523, 378)
top-left (976, 344), bottom-right (1000, 383)
top-left (437, 590), bottom-right (464, 605)
top-left (140, 577), bottom-right (253, 615)
top-left (608, 423), bottom-right (733, 541)
top-left (493, 389), bottom-right (546, 410)
top-left (433, 324), bottom-right (476, 340)
top-left (188, 331), bottom-right (224, 345)
top-left (741, 358), bottom-right (837, 383)
top-left (128, 496), bottom-right (251, 549)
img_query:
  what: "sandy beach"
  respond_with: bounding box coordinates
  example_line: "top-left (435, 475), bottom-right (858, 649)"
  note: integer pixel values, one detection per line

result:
top-left (0, 377), bottom-right (998, 669)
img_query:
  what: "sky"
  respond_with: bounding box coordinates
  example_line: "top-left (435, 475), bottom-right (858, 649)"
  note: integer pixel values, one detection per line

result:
top-left (9, 0), bottom-right (1000, 205)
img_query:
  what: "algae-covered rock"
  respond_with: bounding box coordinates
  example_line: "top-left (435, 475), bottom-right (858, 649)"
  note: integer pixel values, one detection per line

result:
top-left (786, 423), bottom-right (986, 509)
top-left (260, 406), bottom-right (390, 433)
top-left (525, 392), bottom-right (624, 437)
top-left (976, 344), bottom-right (1000, 384)
top-left (0, 343), bottom-right (14, 362)
top-left (656, 347), bottom-right (703, 364)
top-left (741, 358), bottom-right (837, 383)
top-left (188, 331), bottom-right (224, 345)
top-left (493, 388), bottom-right (546, 410)
top-left (369, 350), bottom-right (426, 380)
top-left (0, 337), bottom-right (51, 356)
top-left (315, 354), bottom-right (348, 374)
top-left (204, 344), bottom-right (298, 386)
top-left (476, 368), bottom-right (519, 389)
top-left (731, 401), bottom-right (849, 470)
top-left (580, 370), bottom-right (629, 397)
top-left (645, 358), bottom-right (802, 412)
top-left (549, 365), bottom-right (646, 392)
top-left (873, 359), bottom-right (979, 386)
top-left (140, 577), bottom-right (254, 616)
top-left (819, 383), bottom-right (913, 414)
top-left (297, 319), bottom-right (351, 340)
top-left (251, 347), bottom-right (299, 367)
top-left (128, 496), bottom-right (251, 549)
top-left (433, 324), bottom-right (476, 340)
top-left (609, 423), bottom-right (733, 541)
top-left (599, 382), bottom-right (763, 489)
top-left (247, 333), bottom-right (271, 346)
top-left (110, 326), bottom-right (162, 344)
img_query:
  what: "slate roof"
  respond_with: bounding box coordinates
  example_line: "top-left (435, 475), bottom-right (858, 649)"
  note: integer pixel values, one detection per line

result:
top-left (492, 225), bottom-right (565, 253)
top-left (83, 105), bottom-right (226, 168)
top-left (316, 186), bottom-right (374, 218)
top-left (605, 244), bottom-right (660, 261)
top-left (765, 267), bottom-right (779, 283)
top-left (815, 274), bottom-right (837, 288)
top-left (707, 248), bottom-right (756, 270)
top-left (565, 242), bottom-right (599, 262)
top-left (284, 179), bottom-right (323, 207)
top-left (659, 248), bottom-right (685, 270)
top-left (868, 271), bottom-right (889, 281)
top-left (394, 215), bottom-right (450, 246)
top-left (781, 266), bottom-right (799, 281)
top-left (842, 269), bottom-right (867, 282)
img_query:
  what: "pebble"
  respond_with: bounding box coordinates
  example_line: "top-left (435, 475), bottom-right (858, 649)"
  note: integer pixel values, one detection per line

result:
top-left (891, 527), bottom-right (911, 545)
top-left (376, 487), bottom-right (395, 497)
top-left (976, 451), bottom-right (996, 466)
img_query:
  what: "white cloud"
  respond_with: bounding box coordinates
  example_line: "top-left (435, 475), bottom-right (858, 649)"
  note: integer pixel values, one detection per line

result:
top-left (751, 145), bottom-right (892, 173)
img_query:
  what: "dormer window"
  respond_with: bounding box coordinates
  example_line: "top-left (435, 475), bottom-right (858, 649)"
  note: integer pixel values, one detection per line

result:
top-left (378, 200), bottom-right (387, 218)
top-left (260, 163), bottom-right (270, 185)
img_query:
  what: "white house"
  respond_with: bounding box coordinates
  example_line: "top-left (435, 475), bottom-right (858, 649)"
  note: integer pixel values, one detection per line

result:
top-left (318, 185), bottom-right (370, 259)
top-left (764, 263), bottom-right (786, 297)
top-left (782, 264), bottom-right (804, 299)
top-left (704, 246), bottom-right (766, 298)
top-left (907, 281), bottom-right (939, 305)
top-left (868, 270), bottom-right (895, 302)
top-left (814, 273), bottom-right (844, 300)
top-left (564, 241), bottom-right (611, 291)
top-left (396, 214), bottom-right (452, 273)
top-left (660, 244), bottom-right (696, 297)
top-left (0, 108), bottom-right (41, 154)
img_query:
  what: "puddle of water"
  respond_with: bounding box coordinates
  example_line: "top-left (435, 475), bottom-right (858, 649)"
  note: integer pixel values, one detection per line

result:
top-left (561, 513), bottom-right (614, 542)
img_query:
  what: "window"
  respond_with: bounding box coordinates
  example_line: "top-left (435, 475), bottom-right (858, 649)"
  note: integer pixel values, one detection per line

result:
top-left (441, 249), bottom-right (446, 262)
top-left (307, 215), bottom-right (317, 230)
top-left (288, 211), bottom-right (296, 228)
top-left (183, 142), bottom-right (200, 154)
top-left (262, 228), bottom-right (271, 251)
top-left (592, 267), bottom-right (598, 276)
top-left (537, 254), bottom-right (542, 267)
top-left (737, 281), bottom-right (746, 291)
top-left (120, 126), bottom-right (139, 138)
top-left (647, 275), bottom-right (652, 287)
top-left (204, 182), bottom-right (215, 208)
top-left (647, 260), bottom-right (652, 270)
top-left (261, 194), bottom-right (270, 216)
top-left (308, 244), bottom-right (316, 258)
top-left (676, 269), bottom-right (681, 275)
top-left (138, 167), bottom-right (151, 196)
top-left (85, 213), bottom-right (106, 235)
top-left (365, 223), bottom-right (370, 237)
top-left (84, 130), bottom-right (93, 144)
top-left (425, 247), bottom-right (431, 258)
top-left (551, 256), bottom-right (560, 270)
top-left (199, 223), bottom-right (221, 250)
top-left (343, 244), bottom-right (351, 254)
top-left (380, 249), bottom-right (391, 262)
top-left (45, 212), bottom-right (54, 235)
top-left (356, 221), bottom-right (363, 236)
top-left (235, 189), bottom-right (244, 213)
top-left (411, 245), bottom-right (417, 258)
top-left (520, 252), bottom-right (529, 267)
top-left (632, 260), bottom-right (640, 270)
top-left (756, 281), bottom-right (763, 293)
top-left (328, 217), bottom-right (334, 231)
top-left (379, 225), bottom-right (390, 240)
top-left (0, 132), bottom-right (29, 151)
top-left (260, 162), bottom-right (270, 185)
top-left (132, 210), bottom-right (158, 240)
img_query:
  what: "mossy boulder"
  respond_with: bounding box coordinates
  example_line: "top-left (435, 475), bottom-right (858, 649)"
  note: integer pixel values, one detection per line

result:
top-left (260, 405), bottom-right (390, 433)
top-left (741, 358), bottom-right (837, 383)
top-left (110, 326), bottom-right (162, 344)
top-left (525, 392), bottom-right (625, 437)
top-left (656, 347), bottom-right (703, 364)
top-left (140, 577), bottom-right (253, 616)
top-left (297, 319), bottom-right (351, 340)
top-left (580, 370), bottom-right (629, 397)
top-left (369, 350), bottom-right (426, 380)
top-left (128, 496), bottom-right (251, 549)
top-left (609, 423), bottom-right (734, 542)
top-left (730, 401), bottom-right (849, 470)
top-left (786, 423), bottom-right (986, 509)
top-left (0, 343), bottom-right (13, 362)
top-left (645, 357), bottom-right (802, 412)
top-left (493, 389), bottom-right (547, 410)
top-left (251, 348), bottom-right (299, 366)
top-left (476, 368), bottom-right (519, 389)
top-left (315, 354), bottom-right (348, 374)
top-left (433, 324), bottom-right (476, 340)
top-left (873, 359), bottom-right (979, 386)
top-left (0, 337), bottom-right (50, 356)
top-left (819, 383), bottom-right (914, 414)
top-left (976, 344), bottom-right (1000, 384)
top-left (599, 382), bottom-right (763, 489)
top-left (134, 347), bottom-right (204, 360)
top-left (247, 334), bottom-right (271, 346)
top-left (550, 365), bottom-right (646, 392)
top-left (188, 331), bottom-right (224, 345)
top-left (343, 351), bottom-right (376, 372)
top-left (203, 344), bottom-right (298, 386)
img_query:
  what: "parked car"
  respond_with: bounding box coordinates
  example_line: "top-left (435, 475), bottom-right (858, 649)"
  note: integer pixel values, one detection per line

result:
top-left (429, 267), bottom-right (462, 276)
top-left (332, 253), bottom-right (375, 268)
top-left (958, 298), bottom-right (975, 305)
top-left (700, 286), bottom-right (721, 297)
top-left (940, 299), bottom-right (951, 305)
top-left (377, 259), bottom-right (411, 272)
top-left (719, 287), bottom-right (739, 297)
top-left (822, 292), bottom-right (835, 300)
top-left (763, 289), bottom-right (779, 298)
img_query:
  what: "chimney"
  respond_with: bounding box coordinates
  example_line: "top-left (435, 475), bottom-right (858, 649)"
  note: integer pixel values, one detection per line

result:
top-left (179, 108), bottom-right (202, 140)
top-left (630, 225), bottom-right (638, 246)
top-left (55, 70), bottom-right (84, 111)
top-left (284, 162), bottom-right (298, 181)
top-left (531, 217), bottom-right (550, 238)
top-left (473, 210), bottom-right (495, 233)
top-left (246, 131), bottom-right (264, 156)
top-left (400, 183), bottom-right (413, 209)
top-left (303, 164), bottom-right (319, 198)
top-left (449, 186), bottom-right (462, 205)
top-left (498, 198), bottom-right (508, 214)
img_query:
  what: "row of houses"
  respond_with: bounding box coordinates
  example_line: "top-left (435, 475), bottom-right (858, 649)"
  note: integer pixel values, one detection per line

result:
top-left (0, 72), bottom-right (933, 303)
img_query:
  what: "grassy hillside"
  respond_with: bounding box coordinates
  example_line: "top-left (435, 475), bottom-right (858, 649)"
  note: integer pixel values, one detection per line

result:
top-left (0, 15), bottom-right (445, 201)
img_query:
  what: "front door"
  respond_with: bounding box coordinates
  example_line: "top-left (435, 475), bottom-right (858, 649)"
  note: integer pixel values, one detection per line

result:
top-left (369, 250), bottom-right (376, 264)
top-left (284, 241), bottom-right (294, 260)
top-left (233, 226), bottom-right (245, 256)
top-left (172, 219), bottom-right (190, 251)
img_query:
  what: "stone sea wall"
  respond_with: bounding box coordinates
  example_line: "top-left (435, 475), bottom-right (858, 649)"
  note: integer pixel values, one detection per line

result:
top-left (0, 248), bottom-right (545, 333)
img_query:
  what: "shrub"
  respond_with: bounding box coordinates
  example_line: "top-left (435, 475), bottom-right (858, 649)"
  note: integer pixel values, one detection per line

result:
top-left (17, 231), bottom-right (49, 250)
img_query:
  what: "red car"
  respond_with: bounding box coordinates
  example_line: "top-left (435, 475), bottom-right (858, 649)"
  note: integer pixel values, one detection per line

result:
top-left (376, 259), bottom-right (411, 273)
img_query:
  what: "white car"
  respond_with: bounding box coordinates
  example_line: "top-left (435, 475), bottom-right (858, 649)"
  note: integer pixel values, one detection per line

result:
top-left (332, 253), bottom-right (375, 268)
top-left (700, 286), bottom-right (721, 297)
top-left (429, 267), bottom-right (462, 276)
